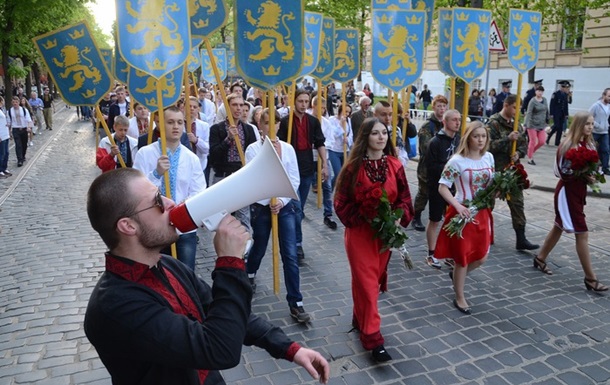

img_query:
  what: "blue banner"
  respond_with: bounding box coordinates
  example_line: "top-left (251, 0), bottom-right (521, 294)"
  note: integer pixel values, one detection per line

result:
top-left (372, 10), bottom-right (426, 93)
top-left (117, 0), bottom-right (190, 78)
top-left (329, 28), bottom-right (359, 84)
top-left (438, 8), bottom-right (455, 77)
top-left (413, 0), bottom-right (435, 42)
top-left (371, 0), bottom-right (412, 9)
top-left (449, 8), bottom-right (491, 84)
top-left (312, 17), bottom-right (335, 81)
top-left (200, 48), bottom-right (227, 83)
top-left (100, 48), bottom-right (113, 71)
top-left (113, 37), bottom-right (129, 84)
top-left (235, 0), bottom-right (304, 89)
top-left (187, 46), bottom-right (201, 73)
top-left (227, 50), bottom-right (237, 77)
top-left (190, 0), bottom-right (228, 39)
top-left (508, 9), bottom-right (542, 74)
top-left (127, 66), bottom-right (184, 113)
top-left (33, 21), bottom-right (112, 106)
top-left (300, 12), bottom-right (323, 79)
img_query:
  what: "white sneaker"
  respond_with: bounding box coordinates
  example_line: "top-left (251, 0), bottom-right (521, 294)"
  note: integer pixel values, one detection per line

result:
top-left (28, 141), bottom-right (33, 146)
top-left (426, 255), bottom-right (442, 269)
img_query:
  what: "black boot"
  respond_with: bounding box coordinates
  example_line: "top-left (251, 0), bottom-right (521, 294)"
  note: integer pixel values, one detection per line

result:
top-left (515, 227), bottom-right (539, 250)
top-left (411, 213), bottom-right (425, 232)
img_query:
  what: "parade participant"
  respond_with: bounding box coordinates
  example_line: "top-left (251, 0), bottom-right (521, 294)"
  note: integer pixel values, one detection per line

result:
top-left (589, 88), bottom-right (610, 175)
top-left (373, 100), bottom-right (409, 167)
top-left (6, 96), bottom-right (32, 167)
top-left (493, 81), bottom-right (512, 114)
top-left (96, 115), bottom-right (138, 172)
top-left (127, 102), bottom-right (150, 139)
top-left (350, 96), bottom-right (373, 139)
top-left (186, 96), bottom-right (211, 184)
top-left (107, 86), bottom-right (130, 132)
top-left (328, 103), bottom-right (354, 188)
top-left (28, 92), bottom-right (44, 135)
top-left (524, 85), bottom-right (549, 165)
top-left (214, 82), bottom-right (244, 124)
top-left (0, 96), bottom-right (11, 178)
top-left (435, 121), bottom-right (495, 314)
top-left (209, 93), bottom-right (258, 231)
top-left (137, 112), bottom-right (191, 150)
top-left (412, 95), bottom-right (447, 234)
top-left (41, 87), bottom-right (54, 130)
top-left (134, 106), bottom-right (206, 270)
top-left (532, 112), bottom-right (607, 292)
top-left (245, 109), bottom-right (311, 322)
top-left (488, 94), bottom-right (539, 250)
top-left (521, 79), bottom-right (543, 114)
top-left (84, 168), bottom-right (330, 385)
top-left (547, 80), bottom-right (571, 146)
top-left (277, 89), bottom-right (328, 261)
top-left (334, 117), bottom-right (413, 362)
top-left (198, 87), bottom-right (216, 126)
top-left (425, 109), bottom-right (461, 269)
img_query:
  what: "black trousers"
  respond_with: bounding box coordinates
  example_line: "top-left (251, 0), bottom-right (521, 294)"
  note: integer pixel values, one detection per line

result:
top-left (12, 127), bottom-right (28, 162)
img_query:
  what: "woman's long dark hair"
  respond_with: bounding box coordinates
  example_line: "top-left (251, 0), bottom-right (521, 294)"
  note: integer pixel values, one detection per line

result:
top-left (334, 117), bottom-right (396, 198)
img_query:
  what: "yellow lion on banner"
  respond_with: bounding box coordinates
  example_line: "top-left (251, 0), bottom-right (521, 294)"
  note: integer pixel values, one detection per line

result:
top-left (334, 40), bottom-right (355, 71)
top-left (244, 0), bottom-right (295, 61)
top-left (377, 25), bottom-right (418, 75)
top-left (511, 22), bottom-right (536, 61)
top-left (53, 46), bottom-right (102, 92)
top-left (135, 71), bottom-right (176, 99)
top-left (455, 22), bottom-right (484, 68)
top-left (125, 0), bottom-right (183, 56)
top-left (189, 0), bottom-right (216, 16)
top-left (304, 32), bottom-right (315, 67)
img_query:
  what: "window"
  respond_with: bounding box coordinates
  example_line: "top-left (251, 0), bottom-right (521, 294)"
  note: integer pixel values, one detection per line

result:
top-left (560, 8), bottom-right (585, 50)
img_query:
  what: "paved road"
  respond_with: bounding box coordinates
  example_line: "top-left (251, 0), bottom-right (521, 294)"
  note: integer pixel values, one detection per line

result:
top-left (0, 109), bottom-right (609, 384)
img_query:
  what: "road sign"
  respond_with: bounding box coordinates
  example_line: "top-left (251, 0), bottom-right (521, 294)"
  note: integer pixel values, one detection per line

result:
top-left (489, 20), bottom-right (506, 52)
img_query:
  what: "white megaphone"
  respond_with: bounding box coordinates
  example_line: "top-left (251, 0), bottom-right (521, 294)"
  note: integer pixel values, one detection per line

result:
top-left (169, 138), bottom-right (298, 235)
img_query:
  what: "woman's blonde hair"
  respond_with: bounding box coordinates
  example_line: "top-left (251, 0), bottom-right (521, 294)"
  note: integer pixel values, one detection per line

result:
top-left (559, 111), bottom-right (594, 156)
top-left (455, 120), bottom-right (489, 157)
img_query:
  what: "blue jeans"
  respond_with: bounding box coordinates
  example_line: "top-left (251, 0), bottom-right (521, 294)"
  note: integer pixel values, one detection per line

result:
top-left (162, 232), bottom-right (198, 270)
top-left (295, 173), bottom-right (315, 245)
top-left (328, 150), bottom-right (345, 189)
top-left (0, 139), bottom-right (8, 172)
top-left (423, 101), bottom-right (430, 110)
top-left (247, 201), bottom-right (302, 306)
top-left (593, 133), bottom-right (609, 171)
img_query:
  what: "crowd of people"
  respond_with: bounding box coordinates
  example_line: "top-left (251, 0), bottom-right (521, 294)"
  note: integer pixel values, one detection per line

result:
top-left (59, 76), bottom-right (608, 383)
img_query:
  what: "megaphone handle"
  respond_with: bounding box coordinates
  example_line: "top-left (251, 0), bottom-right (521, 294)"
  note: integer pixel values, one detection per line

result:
top-left (202, 210), bottom-right (253, 255)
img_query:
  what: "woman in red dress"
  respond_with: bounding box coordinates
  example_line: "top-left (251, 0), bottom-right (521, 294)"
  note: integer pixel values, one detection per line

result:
top-left (334, 117), bottom-right (414, 362)
top-left (532, 112), bottom-right (607, 292)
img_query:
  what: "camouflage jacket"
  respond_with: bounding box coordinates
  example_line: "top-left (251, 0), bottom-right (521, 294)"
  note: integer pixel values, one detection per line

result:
top-left (487, 112), bottom-right (527, 171)
top-left (417, 114), bottom-right (443, 174)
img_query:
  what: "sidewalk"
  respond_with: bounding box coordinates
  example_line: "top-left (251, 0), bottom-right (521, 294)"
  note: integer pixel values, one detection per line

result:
top-left (0, 112), bottom-right (609, 385)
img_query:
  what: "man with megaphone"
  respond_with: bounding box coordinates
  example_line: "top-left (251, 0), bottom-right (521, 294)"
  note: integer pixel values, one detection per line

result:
top-left (84, 168), bottom-right (330, 385)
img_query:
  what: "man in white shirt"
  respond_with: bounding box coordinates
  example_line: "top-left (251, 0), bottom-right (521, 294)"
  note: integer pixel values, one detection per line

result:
top-left (214, 82), bottom-right (244, 124)
top-left (6, 96), bottom-right (32, 167)
top-left (198, 87), bottom-right (216, 126)
top-left (134, 106), bottom-right (206, 270)
top-left (245, 108), bottom-right (311, 323)
top-left (127, 102), bottom-right (150, 139)
top-left (186, 96), bottom-right (211, 184)
top-left (107, 86), bottom-right (130, 132)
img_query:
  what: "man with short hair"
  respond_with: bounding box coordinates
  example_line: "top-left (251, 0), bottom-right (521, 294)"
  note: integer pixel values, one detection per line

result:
top-left (96, 115), bottom-right (138, 172)
top-left (214, 82), bottom-right (244, 124)
top-left (6, 96), bottom-right (32, 167)
top-left (134, 106), bottom-right (207, 270)
top-left (493, 81), bottom-right (512, 114)
top-left (350, 96), bottom-right (373, 139)
top-left (84, 168), bottom-right (330, 385)
top-left (277, 89), bottom-right (328, 261)
top-left (41, 87), bottom-right (54, 130)
top-left (425, 109), bottom-right (461, 268)
top-left (186, 96), bottom-right (211, 182)
top-left (107, 86), bottom-right (130, 132)
top-left (28, 92), bottom-right (44, 135)
top-left (373, 100), bottom-right (409, 167)
top-left (198, 87), bottom-right (216, 125)
top-left (548, 81), bottom-right (571, 146)
top-left (420, 84), bottom-right (432, 110)
top-left (127, 102), bottom-right (150, 139)
top-left (589, 88), bottom-right (610, 175)
top-left (488, 94), bottom-right (538, 251)
top-left (412, 95), bottom-right (447, 233)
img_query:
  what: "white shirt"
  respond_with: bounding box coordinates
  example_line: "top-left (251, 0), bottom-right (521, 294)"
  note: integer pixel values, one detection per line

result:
top-left (6, 106), bottom-right (32, 128)
top-left (245, 139), bottom-right (300, 207)
top-left (99, 134), bottom-right (139, 164)
top-left (199, 98), bottom-right (216, 126)
top-left (189, 119), bottom-right (211, 172)
top-left (214, 103), bottom-right (227, 124)
top-left (134, 142), bottom-right (207, 204)
top-left (127, 116), bottom-right (148, 140)
top-left (327, 116), bottom-right (353, 153)
top-left (118, 102), bottom-right (127, 116)
top-left (0, 109), bottom-right (9, 141)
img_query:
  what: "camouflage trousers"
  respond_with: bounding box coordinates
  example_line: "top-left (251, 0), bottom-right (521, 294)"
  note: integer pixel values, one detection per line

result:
top-left (491, 187), bottom-right (526, 230)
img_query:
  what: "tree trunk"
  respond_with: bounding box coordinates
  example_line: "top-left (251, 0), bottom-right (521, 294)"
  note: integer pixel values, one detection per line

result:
top-left (2, 45), bottom-right (11, 100)
top-left (22, 57), bottom-right (32, 97)
top-left (32, 62), bottom-right (42, 96)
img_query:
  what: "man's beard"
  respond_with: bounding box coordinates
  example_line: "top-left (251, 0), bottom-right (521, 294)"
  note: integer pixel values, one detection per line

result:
top-left (134, 217), bottom-right (179, 250)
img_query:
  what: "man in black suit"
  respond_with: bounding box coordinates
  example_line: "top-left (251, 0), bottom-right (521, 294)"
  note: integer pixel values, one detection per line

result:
top-left (493, 81), bottom-right (512, 114)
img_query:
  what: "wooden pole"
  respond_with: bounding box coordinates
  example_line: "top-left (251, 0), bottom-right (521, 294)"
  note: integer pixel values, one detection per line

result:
top-left (341, 83), bottom-right (347, 159)
top-left (450, 78), bottom-right (456, 109)
top-left (316, 78), bottom-right (323, 209)
top-left (511, 73), bottom-right (523, 157)
top-left (268, 90), bottom-right (281, 295)
top-left (96, 106), bottom-right (126, 168)
top-left (461, 82), bottom-right (469, 136)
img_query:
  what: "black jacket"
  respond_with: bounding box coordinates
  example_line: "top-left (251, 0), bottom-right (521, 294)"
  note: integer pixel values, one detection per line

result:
top-left (277, 113), bottom-right (325, 176)
top-left (85, 254), bottom-right (297, 385)
top-left (208, 121), bottom-right (257, 174)
top-left (425, 129), bottom-right (460, 188)
top-left (107, 101), bottom-right (130, 131)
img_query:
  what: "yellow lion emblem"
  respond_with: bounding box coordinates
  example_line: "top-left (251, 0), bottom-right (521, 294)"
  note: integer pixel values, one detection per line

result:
top-left (52, 45), bottom-right (102, 92)
top-left (244, 0), bottom-right (295, 61)
top-left (203, 59), bottom-right (225, 80)
top-left (334, 40), bottom-right (355, 71)
top-left (303, 33), bottom-right (315, 67)
top-left (189, 0), bottom-right (216, 16)
top-left (455, 22), bottom-right (485, 68)
top-left (125, 0), bottom-right (183, 56)
top-left (511, 22), bottom-right (536, 61)
top-left (377, 25), bottom-right (418, 75)
top-left (135, 71), bottom-right (176, 99)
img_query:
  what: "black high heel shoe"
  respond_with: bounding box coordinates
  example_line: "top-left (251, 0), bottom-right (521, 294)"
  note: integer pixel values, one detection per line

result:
top-left (584, 278), bottom-right (608, 292)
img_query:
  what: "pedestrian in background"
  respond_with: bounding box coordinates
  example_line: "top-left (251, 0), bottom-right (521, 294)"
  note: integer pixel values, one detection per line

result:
top-left (524, 85), bottom-right (549, 165)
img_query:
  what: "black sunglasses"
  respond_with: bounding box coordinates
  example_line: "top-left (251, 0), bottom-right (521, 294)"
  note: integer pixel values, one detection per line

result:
top-left (128, 190), bottom-right (165, 217)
